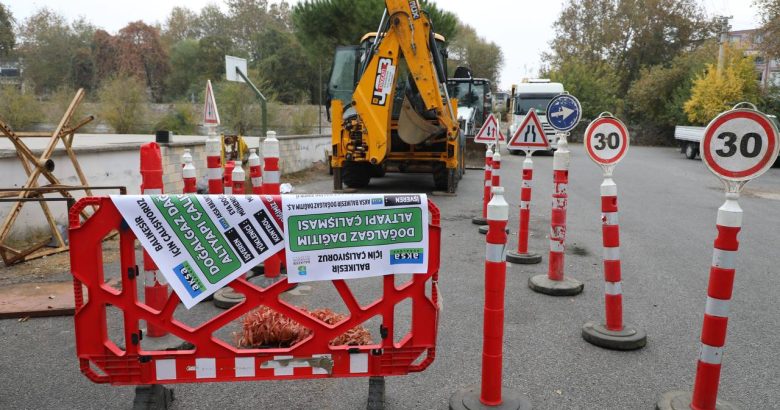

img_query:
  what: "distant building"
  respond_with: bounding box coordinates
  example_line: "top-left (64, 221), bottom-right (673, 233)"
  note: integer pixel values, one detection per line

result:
top-left (728, 29), bottom-right (780, 89)
top-left (0, 59), bottom-right (22, 90)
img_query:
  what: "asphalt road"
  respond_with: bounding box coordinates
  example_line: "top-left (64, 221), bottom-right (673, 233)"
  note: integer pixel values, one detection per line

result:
top-left (2, 143), bottom-right (780, 409)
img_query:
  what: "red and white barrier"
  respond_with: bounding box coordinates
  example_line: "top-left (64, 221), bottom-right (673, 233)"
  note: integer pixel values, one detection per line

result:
top-left (182, 150), bottom-right (197, 194)
top-left (479, 152), bottom-right (508, 235)
top-left (263, 131), bottom-right (282, 279)
top-left (691, 195), bottom-right (741, 409)
top-left (472, 146), bottom-right (493, 226)
top-left (581, 177), bottom-right (646, 350)
top-left (506, 155), bottom-right (542, 264)
top-left (529, 134), bottom-right (583, 296)
top-left (206, 134), bottom-right (223, 194)
top-left (232, 162), bottom-right (245, 195)
top-left (248, 149), bottom-right (262, 194)
top-left (450, 186), bottom-right (531, 409)
top-left (223, 161), bottom-right (235, 195)
top-left (139, 142), bottom-right (169, 338)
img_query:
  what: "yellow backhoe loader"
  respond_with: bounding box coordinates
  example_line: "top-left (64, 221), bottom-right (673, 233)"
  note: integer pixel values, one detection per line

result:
top-left (328, 0), bottom-right (463, 193)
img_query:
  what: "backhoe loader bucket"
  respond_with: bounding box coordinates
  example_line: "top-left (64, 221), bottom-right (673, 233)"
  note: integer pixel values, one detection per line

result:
top-left (464, 138), bottom-right (488, 169)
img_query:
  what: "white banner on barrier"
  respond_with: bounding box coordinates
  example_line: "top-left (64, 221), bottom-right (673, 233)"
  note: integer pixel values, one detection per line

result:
top-left (282, 194), bottom-right (429, 283)
top-left (111, 194), bottom-right (285, 308)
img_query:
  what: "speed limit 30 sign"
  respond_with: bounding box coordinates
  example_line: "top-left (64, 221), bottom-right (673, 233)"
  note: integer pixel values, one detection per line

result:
top-left (702, 108), bottom-right (780, 181)
top-left (584, 115), bottom-right (629, 166)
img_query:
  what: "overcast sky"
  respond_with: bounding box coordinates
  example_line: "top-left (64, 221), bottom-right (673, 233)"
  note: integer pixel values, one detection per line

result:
top-left (7, 0), bottom-right (762, 90)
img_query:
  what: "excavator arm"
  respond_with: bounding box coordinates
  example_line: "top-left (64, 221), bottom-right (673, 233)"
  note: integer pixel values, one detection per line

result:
top-left (349, 0), bottom-right (459, 165)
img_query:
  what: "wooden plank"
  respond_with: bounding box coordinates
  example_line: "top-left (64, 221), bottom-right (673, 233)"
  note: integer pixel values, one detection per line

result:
top-left (0, 282), bottom-right (78, 319)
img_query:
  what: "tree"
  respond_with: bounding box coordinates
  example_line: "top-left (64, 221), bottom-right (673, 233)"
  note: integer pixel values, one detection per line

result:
top-left (166, 39), bottom-right (202, 100)
top-left (216, 80), bottom-right (265, 135)
top-left (255, 27), bottom-right (314, 103)
top-left (0, 86), bottom-right (43, 130)
top-left (626, 41), bottom-right (717, 127)
top-left (684, 46), bottom-right (760, 124)
top-left (17, 8), bottom-right (95, 94)
top-left (448, 23), bottom-right (504, 89)
top-left (98, 76), bottom-right (149, 134)
top-left (292, 0), bottom-right (458, 63)
top-left (162, 7), bottom-right (201, 44)
top-left (115, 22), bottom-right (170, 102)
top-left (546, 0), bottom-right (715, 94)
top-left (544, 57), bottom-right (620, 120)
top-left (0, 3), bottom-right (15, 58)
top-left (755, 0), bottom-right (780, 59)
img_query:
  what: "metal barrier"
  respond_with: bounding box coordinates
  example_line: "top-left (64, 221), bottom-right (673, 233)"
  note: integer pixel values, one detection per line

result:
top-left (68, 196), bottom-right (441, 387)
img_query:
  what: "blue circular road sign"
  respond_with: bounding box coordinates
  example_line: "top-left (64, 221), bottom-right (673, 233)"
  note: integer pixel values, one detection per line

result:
top-left (546, 94), bottom-right (582, 132)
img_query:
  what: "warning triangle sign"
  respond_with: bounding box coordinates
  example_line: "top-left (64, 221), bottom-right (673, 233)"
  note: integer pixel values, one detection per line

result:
top-left (473, 113), bottom-right (506, 144)
top-left (508, 110), bottom-right (550, 151)
top-left (203, 80), bottom-right (221, 126)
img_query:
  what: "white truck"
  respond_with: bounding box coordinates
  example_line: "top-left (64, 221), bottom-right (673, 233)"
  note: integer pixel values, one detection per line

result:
top-left (507, 79), bottom-right (565, 154)
top-left (674, 115), bottom-right (780, 162)
top-left (674, 125), bottom-right (705, 159)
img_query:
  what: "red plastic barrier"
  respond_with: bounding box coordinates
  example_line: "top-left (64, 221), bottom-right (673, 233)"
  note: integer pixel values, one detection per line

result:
top-left (68, 196), bottom-right (441, 385)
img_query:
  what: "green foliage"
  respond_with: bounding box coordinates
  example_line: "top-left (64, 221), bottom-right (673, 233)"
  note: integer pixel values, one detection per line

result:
top-left (448, 23), bottom-right (503, 89)
top-left (0, 3), bottom-right (15, 57)
top-left (216, 80), bottom-right (265, 135)
top-left (684, 46), bottom-right (761, 125)
top-left (292, 0), bottom-right (459, 62)
top-left (626, 41), bottom-right (717, 126)
top-left (255, 27), bottom-right (313, 103)
top-left (97, 76), bottom-right (149, 134)
top-left (755, 0), bottom-right (780, 59)
top-left (155, 103), bottom-right (197, 134)
top-left (17, 9), bottom-right (96, 94)
top-left (166, 39), bottom-right (202, 100)
top-left (546, 0), bottom-right (715, 94)
top-left (289, 104), bottom-right (317, 135)
top-left (545, 58), bottom-right (620, 120)
top-left (0, 86), bottom-right (43, 130)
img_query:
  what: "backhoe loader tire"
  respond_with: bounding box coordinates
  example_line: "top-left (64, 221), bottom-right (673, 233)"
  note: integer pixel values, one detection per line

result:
top-left (343, 162), bottom-right (372, 188)
top-left (433, 166), bottom-right (457, 193)
top-left (371, 164), bottom-right (387, 178)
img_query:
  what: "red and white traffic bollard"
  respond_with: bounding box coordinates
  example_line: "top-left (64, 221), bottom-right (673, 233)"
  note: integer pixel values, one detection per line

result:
top-left (581, 176), bottom-right (646, 350)
top-left (479, 152), bottom-right (509, 235)
top-left (206, 131), bottom-right (223, 194)
top-left (139, 142), bottom-right (168, 338)
top-left (472, 146), bottom-right (493, 226)
top-left (248, 149), bottom-right (263, 194)
top-left (529, 134), bottom-right (583, 296)
top-left (449, 186), bottom-right (531, 410)
top-left (223, 160), bottom-right (235, 195)
top-left (263, 131), bottom-right (282, 279)
top-left (232, 162), bottom-right (245, 195)
top-left (506, 155), bottom-right (542, 264)
top-left (658, 193), bottom-right (743, 410)
top-left (182, 150), bottom-right (197, 194)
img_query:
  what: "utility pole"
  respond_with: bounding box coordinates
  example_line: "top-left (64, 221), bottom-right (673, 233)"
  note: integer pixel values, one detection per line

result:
top-left (717, 16), bottom-right (733, 75)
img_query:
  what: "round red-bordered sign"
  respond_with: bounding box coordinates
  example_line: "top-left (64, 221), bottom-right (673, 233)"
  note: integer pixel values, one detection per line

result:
top-left (584, 116), bottom-right (629, 166)
top-left (701, 109), bottom-right (779, 181)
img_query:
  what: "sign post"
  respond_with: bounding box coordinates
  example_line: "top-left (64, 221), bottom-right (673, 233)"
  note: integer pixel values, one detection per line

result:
top-left (580, 113), bottom-right (647, 350)
top-left (203, 80), bottom-right (223, 195)
top-left (529, 93), bottom-right (584, 296)
top-left (658, 103), bottom-right (780, 410)
top-left (505, 109), bottom-right (550, 264)
top-left (472, 114), bottom-right (505, 227)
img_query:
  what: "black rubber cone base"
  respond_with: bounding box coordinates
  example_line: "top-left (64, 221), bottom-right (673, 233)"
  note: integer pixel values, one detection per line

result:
top-left (582, 321), bottom-right (647, 350)
top-left (528, 274), bottom-right (583, 296)
top-left (213, 288), bottom-right (245, 309)
top-left (133, 385), bottom-right (174, 410)
top-left (449, 386), bottom-right (532, 410)
top-left (249, 263), bottom-right (287, 277)
top-left (472, 216), bottom-right (488, 225)
top-left (656, 390), bottom-right (738, 410)
top-left (478, 225), bottom-right (510, 235)
top-left (505, 251), bottom-right (542, 264)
